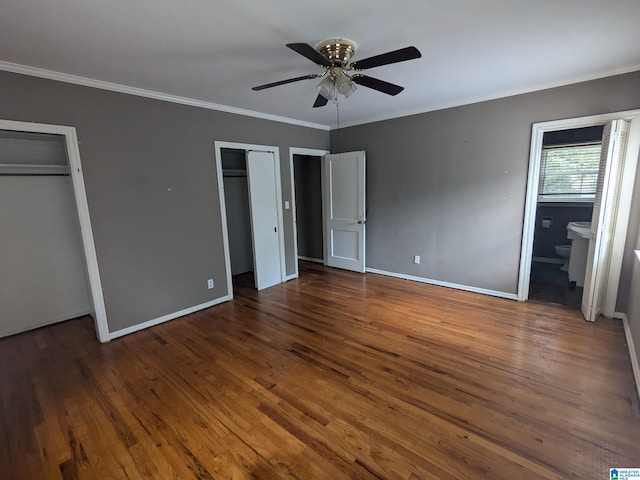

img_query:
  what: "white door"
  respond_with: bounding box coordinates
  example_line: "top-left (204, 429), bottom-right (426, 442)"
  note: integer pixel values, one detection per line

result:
top-left (246, 150), bottom-right (282, 290)
top-left (582, 119), bottom-right (629, 321)
top-left (322, 151), bottom-right (366, 273)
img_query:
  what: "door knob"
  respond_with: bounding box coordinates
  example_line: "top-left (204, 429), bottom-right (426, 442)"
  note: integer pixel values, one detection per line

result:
top-left (358, 219), bottom-right (366, 224)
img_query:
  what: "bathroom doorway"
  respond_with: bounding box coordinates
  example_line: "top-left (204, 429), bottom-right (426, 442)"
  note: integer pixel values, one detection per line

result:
top-left (519, 109), bottom-right (640, 321)
top-left (528, 126), bottom-right (602, 308)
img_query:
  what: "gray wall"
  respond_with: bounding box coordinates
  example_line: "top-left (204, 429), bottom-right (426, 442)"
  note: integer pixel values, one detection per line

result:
top-left (625, 254), bottom-right (640, 396)
top-left (2, 65), bottom-right (640, 349)
top-left (533, 204), bottom-right (594, 259)
top-left (293, 154), bottom-right (323, 260)
top-left (331, 71), bottom-right (640, 295)
top-left (0, 70), bottom-right (327, 333)
top-left (619, 158), bottom-right (640, 380)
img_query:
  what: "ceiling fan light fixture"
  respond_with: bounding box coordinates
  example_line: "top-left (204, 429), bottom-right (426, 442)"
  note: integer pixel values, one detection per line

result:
top-left (336, 73), bottom-right (356, 98)
top-left (316, 76), bottom-right (336, 101)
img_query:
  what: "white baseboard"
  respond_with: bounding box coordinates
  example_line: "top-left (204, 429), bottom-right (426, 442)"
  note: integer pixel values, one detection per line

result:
top-left (0, 309), bottom-right (91, 339)
top-left (284, 273), bottom-right (298, 282)
top-left (298, 256), bottom-right (324, 264)
top-left (618, 312), bottom-right (640, 402)
top-left (365, 267), bottom-right (518, 301)
top-left (109, 295), bottom-right (232, 340)
top-left (532, 256), bottom-right (564, 264)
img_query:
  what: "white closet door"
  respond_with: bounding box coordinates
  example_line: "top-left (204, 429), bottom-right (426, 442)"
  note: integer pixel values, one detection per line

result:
top-left (322, 151), bottom-right (366, 273)
top-left (582, 119), bottom-right (629, 322)
top-left (246, 150), bottom-right (282, 290)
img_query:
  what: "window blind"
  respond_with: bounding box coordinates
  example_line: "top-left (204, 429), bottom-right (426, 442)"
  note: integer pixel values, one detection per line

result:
top-left (538, 143), bottom-right (601, 197)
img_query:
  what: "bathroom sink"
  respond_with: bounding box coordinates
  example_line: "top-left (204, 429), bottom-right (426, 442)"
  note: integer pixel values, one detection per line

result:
top-left (566, 221), bottom-right (592, 287)
top-left (571, 221), bottom-right (591, 229)
top-left (567, 221), bottom-right (592, 239)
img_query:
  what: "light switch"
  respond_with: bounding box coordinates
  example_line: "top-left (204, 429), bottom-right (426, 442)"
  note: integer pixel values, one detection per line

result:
top-left (285, 200), bottom-right (290, 209)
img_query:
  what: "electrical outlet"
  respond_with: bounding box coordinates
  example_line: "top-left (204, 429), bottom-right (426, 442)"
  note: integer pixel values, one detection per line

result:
top-left (207, 279), bottom-right (214, 289)
top-left (414, 255), bottom-right (421, 264)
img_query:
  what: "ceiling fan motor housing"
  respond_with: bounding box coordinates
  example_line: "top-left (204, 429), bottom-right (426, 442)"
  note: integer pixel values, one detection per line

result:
top-left (316, 39), bottom-right (357, 67)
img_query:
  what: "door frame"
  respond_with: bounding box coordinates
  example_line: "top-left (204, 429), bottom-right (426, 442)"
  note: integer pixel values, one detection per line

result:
top-left (518, 109), bottom-right (640, 315)
top-left (214, 141), bottom-right (285, 294)
top-left (288, 147), bottom-right (330, 280)
top-left (0, 119), bottom-right (110, 342)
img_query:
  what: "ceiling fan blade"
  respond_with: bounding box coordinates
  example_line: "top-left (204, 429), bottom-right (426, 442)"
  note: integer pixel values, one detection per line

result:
top-left (350, 46), bottom-right (421, 70)
top-left (313, 94), bottom-right (329, 108)
top-left (352, 75), bottom-right (404, 96)
top-left (286, 43), bottom-right (332, 67)
top-left (252, 74), bottom-right (320, 91)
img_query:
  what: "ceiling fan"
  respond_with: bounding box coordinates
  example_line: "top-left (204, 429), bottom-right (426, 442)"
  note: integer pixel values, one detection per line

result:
top-left (252, 39), bottom-right (422, 108)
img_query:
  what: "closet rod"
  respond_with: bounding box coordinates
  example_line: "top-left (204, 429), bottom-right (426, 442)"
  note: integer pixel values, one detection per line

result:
top-left (222, 169), bottom-right (247, 178)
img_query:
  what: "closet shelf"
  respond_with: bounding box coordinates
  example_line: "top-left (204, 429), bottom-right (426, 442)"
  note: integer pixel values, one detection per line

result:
top-left (0, 164), bottom-right (70, 176)
top-left (222, 169), bottom-right (247, 177)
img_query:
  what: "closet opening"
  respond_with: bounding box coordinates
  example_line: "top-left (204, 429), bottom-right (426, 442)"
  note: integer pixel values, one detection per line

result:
top-left (216, 142), bottom-right (285, 295)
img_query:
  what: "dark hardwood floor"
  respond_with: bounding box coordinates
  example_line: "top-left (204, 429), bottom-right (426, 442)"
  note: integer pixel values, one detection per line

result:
top-left (529, 262), bottom-right (583, 310)
top-left (1, 262), bottom-right (639, 479)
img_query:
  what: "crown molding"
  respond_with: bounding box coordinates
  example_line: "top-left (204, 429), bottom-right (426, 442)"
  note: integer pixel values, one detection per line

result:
top-left (3, 59), bottom-right (639, 133)
top-left (0, 60), bottom-right (330, 131)
top-left (332, 63), bottom-right (640, 130)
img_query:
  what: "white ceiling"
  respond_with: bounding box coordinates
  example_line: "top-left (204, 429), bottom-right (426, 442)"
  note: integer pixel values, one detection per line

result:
top-left (1, 0), bottom-right (640, 129)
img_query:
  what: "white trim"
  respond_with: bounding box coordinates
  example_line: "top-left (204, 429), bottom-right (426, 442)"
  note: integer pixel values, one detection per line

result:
top-left (298, 256), bottom-right (324, 264)
top-left (213, 142), bottom-right (234, 302)
top-left (4, 59), bottom-right (639, 133)
top-left (518, 109), bottom-right (640, 302)
top-left (289, 147), bottom-right (330, 280)
top-left (366, 267), bottom-right (518, 300)
top-left (334, 64), bottom-right (640, 129)
top-left (109, 295), bottom-right (231, 340)
top-left (272, 149), bottom-right (287, 285)
top-left (636, 250), bottom-right (640, 263)
top-left (215, 141), bottom-right (286, 289)
top-left (283, 273), bottom-right (298, 282)
top-left (537, 196), bottom-right (595, 204)
top-left (0, 60), bottom-right (329, 132)
top-left (0, 309), bottom-right (91, 339)
top-left (0, 119), bottom-right (110, 342)
top-left (604, 119), bottom-right (640, 316)
top-left (619, 313), bottom-right (640, 402)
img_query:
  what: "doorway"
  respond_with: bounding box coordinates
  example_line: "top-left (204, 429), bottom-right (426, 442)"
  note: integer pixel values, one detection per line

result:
top-left (289, 148), bottom-right (367, 276)
top-left (0, 119), bottom-right (108, 342)
top-left (215, 142), bottom-right (286, 294)
top-left (289, 147), bottom-right (329, 278)
top-left (528, 125), bottom-right (603, 308)
top-left (519, 110), bottom-right (640, 321)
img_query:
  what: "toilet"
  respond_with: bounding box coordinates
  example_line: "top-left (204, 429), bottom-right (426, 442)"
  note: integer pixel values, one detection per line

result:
top-left (554, 244), bottom-right (572, 271)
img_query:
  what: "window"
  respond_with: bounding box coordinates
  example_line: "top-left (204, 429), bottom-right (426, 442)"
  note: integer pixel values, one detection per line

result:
top-left (538, 142), bottom-right (601, 201)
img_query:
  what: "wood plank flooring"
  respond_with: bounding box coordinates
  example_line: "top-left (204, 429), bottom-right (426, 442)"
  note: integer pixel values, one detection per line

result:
top-left (1, 261), bottom-right (639, 479)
